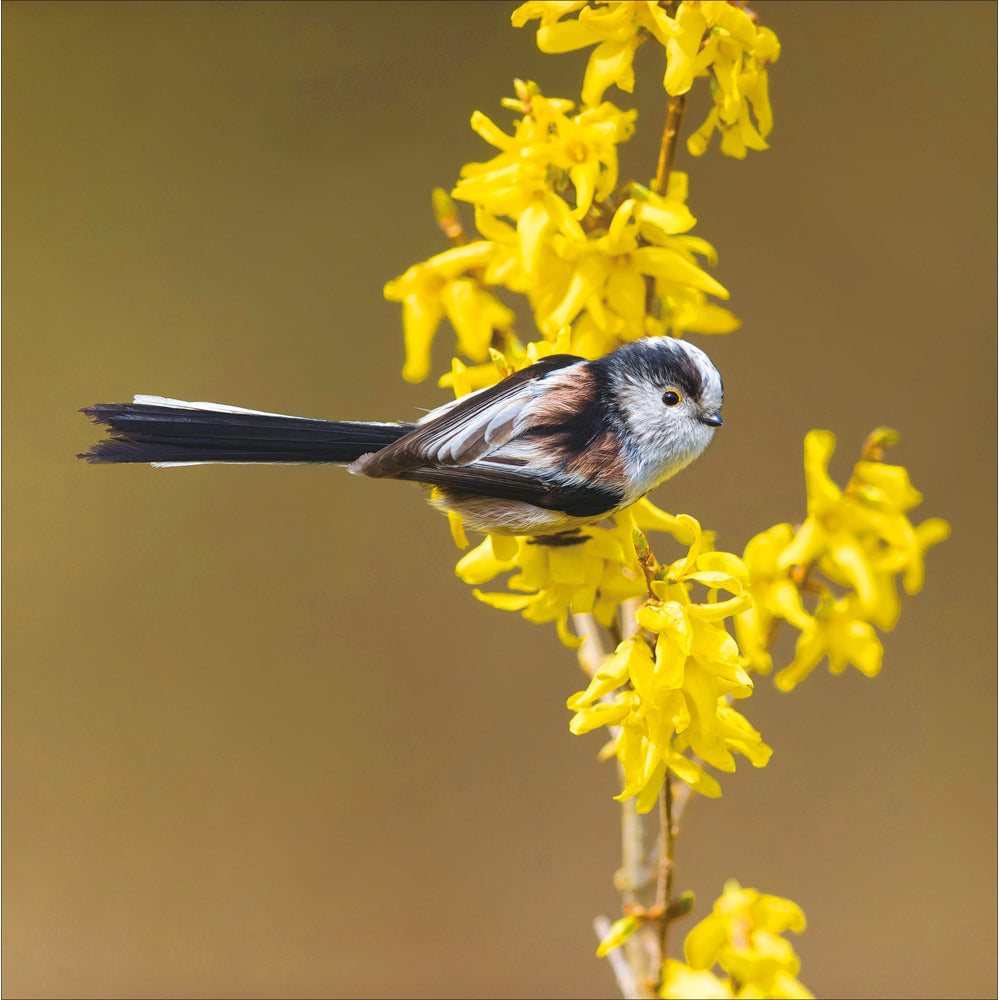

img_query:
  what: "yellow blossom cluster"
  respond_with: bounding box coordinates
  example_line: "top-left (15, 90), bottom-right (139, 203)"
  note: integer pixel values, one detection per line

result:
top-left (436, 333), bottom-right (573, 400)
top-left (384, 79), bottom-right (737, 384)
top-left (566, 514), bottom-right (771, 805)
top-left (658, 881), bottom-right (813, 999)
top-left (512, 0), bottom-right (780, 158)
top-left (455, 498), bottom-right (683, 648)
top-left (736, 429), bottom-right (951, 690)
top-left (382, 241), bottom-right (517, 384)
top-left (375, 5), bottom-right (950, 992)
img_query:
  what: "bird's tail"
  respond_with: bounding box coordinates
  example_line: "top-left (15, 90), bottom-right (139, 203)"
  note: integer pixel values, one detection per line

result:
top-left (80, 395), bottom-right (413, 466)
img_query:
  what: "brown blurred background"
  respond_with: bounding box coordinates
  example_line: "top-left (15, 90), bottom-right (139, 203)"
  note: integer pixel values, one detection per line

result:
top-left (4, 2), bottom-right (996, 997)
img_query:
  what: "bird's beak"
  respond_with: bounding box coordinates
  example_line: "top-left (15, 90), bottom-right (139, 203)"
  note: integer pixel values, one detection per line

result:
top-left (698, 411), bottom-right (723, 427)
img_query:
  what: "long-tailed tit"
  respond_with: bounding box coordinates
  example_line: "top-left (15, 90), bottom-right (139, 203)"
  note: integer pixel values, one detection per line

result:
top-left (81, 336), bottom-right (723, 536)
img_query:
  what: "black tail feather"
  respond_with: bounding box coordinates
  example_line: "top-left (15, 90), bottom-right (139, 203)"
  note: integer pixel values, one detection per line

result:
top-left (80, 401), bottom-right (413, 465)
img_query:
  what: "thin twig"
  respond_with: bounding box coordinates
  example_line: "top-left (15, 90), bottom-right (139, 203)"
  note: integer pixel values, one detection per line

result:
top-left (647, 57), bottom-right (688, 316)
top-left (618, 791), bottom-right (647, 903)
top-left (652, 94), bottom-right (687, 197)
top-left (654, 778), bottom-right (676, 987)
top-left (611, 594), bottom-right (658, 995)
top-left (650, 1), bottom-right (688, 198)
top-left (617, 791), bottom-right (659, 998)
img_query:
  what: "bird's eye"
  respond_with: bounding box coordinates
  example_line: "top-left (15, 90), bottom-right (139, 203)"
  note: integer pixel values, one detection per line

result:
top-left (662, 389), bottom-right (682, 407)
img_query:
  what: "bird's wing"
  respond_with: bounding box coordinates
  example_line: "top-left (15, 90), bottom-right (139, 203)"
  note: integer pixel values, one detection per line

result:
top-left (355, 354), bottom-right (585, 477)
top-left (394, 461), bottom-right (625, 517)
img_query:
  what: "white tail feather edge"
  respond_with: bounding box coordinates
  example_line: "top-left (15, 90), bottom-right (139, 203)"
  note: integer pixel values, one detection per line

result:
top-left (133, 395), bottom-right (305, 420)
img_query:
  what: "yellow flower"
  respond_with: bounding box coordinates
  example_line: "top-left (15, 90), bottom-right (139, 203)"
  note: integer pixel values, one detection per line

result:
top-left (528, 189), bottom-right (730, 346)
top-left (513, 1), bottom-right (647, 106)
top-left (435, 334), bottom-right (578, 424)
top-left (849, 449), bottom-right (951, 598)
top-left (383, 243), bottom-right (514, 382)
top-left (455, 86), bottom-right (634, 222)
top-left (453, 85), bottom-right (731, 351)
top-left (735, 523), bottom-right (813, 675)
top-left (456, 510), bottom-right (650, 648)
top-left (513, 2), bottom-right (781, 159)
top-left (685, 13), bottom-right (780, 160)
top-left (781, 430), bottom-right (949, 625)
top-left (511, 0), bottom-right (588, 31)
top-left (462, 107), bottom-right (739, 357)
top-left (659, 959), bottom-right (733, 999)
top-left (738, 429), bottom-right (949, 688)
top-left (459, 98), bottom-right (732, 350)
top-left (389, 78), bottom-right (738, 377)
top-left (775, 594), bottom-right (882, 692)
top-left (653, 0), bottom-right (712, 96)
top-left (678, 881), bottom-right (813, 1000)
top-left (567, 514), bottom-right (771, 807)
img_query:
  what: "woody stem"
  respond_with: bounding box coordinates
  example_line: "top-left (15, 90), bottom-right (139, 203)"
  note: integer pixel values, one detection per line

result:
top-left (655, 776), bottom-right (676, 981)
top-left (653, 94), bottom-right (688, 197)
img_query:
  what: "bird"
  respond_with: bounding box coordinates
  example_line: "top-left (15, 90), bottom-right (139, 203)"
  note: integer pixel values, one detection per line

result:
top-left (80, 336), bottom-right (723, 538)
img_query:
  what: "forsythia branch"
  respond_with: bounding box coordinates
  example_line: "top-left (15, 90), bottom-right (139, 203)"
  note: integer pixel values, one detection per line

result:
top-left (382, 3), bottom-right (947, 997)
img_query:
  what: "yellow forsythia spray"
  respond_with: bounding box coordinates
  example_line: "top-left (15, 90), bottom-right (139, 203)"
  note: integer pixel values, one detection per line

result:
top-left (382, 4), bottom-right (948, 997)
